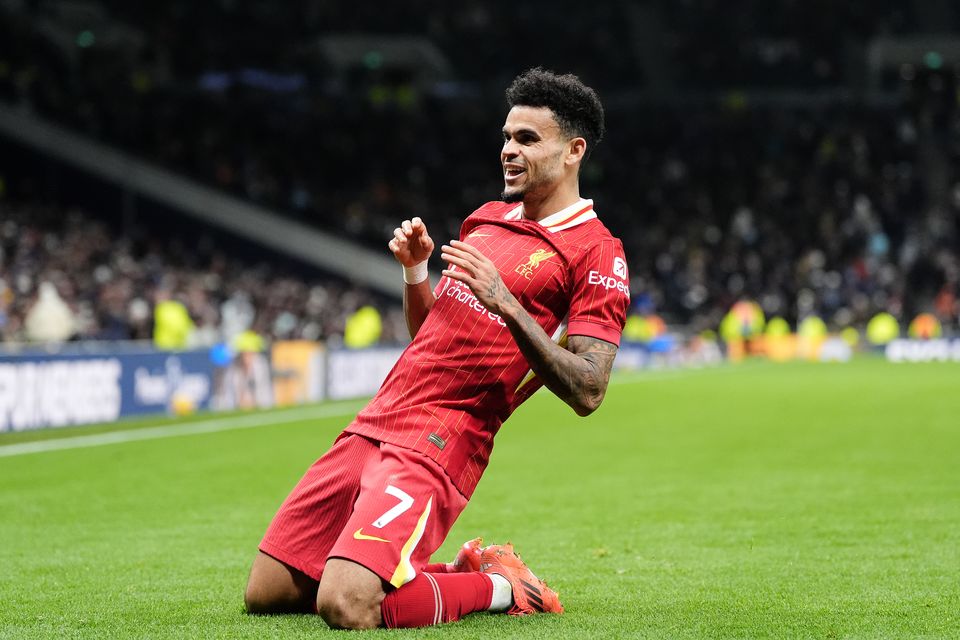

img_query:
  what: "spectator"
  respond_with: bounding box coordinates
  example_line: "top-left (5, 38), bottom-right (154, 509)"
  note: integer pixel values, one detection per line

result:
top-left (153, 290), bottom-right (195, 350)
top-left (343, 305), bottom-right (382, 349)
top-left (213, 330), bottom-right (273, 410)
top-left (24, 281), bottom-right (75, 342)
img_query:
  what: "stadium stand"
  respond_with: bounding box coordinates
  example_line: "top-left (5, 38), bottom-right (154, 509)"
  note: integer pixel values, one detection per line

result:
top-left (1, 1), bottom-right (958, 342)
top-left (0, 201), bottom-right (407, 345)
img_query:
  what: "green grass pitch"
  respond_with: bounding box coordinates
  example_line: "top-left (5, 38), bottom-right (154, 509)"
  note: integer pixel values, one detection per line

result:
top-left (1, 358), bottom-right (958, 639)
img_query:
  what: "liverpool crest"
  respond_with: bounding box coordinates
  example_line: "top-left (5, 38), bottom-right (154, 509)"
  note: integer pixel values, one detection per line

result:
top-left (515, 248), bottom-right (557, 279)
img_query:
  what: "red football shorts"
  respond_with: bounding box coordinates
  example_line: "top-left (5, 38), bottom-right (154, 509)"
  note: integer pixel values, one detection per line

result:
top-left (259, 433), bottom-right (468, 588)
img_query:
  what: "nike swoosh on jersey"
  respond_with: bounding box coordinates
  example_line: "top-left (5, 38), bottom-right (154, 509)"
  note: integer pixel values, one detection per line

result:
top-left (353, 528), bottom-right (391, 543)
top-left (467, 231), bottom-right (492, 238)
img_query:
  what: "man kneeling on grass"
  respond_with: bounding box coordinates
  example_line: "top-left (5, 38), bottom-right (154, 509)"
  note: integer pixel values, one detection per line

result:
top-left (244, 67), bottom-right (629, 629)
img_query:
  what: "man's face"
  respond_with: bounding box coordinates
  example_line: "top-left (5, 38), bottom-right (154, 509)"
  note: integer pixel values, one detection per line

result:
top-left (500, 106), bottom-right (568, 204)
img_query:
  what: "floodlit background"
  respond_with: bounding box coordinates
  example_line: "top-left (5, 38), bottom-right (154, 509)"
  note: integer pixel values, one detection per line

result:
top-left (0, 2), bottom-right (958, 638)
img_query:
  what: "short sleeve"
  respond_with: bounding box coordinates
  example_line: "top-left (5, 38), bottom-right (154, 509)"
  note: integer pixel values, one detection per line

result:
top-left (566, 239), bottom-right (630, 346)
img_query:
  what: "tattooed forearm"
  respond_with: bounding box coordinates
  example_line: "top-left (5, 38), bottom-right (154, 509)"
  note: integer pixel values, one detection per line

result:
top-left (501, 299), bottom-right (618, 416)
top-left (570, 336), bottom-right (618, 410)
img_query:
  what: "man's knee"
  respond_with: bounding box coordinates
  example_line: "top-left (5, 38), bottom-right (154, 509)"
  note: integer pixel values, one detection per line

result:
top-left (316, 590), bottom-right (383, 630)
top-left (316, 559), bottom-right (386, 630)
top-left (244, 580), bottom-right (298, 615)
top-left (244, 582), bottom-right (279, 615)
top-left (245, 551), bottom-right (317, 615)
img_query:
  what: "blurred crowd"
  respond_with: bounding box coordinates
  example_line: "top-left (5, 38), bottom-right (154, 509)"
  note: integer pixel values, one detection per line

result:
top-left (608, 101), bottom-right (960, 334)
top-left (0, 202), bottom-right (407, 345)
top-left (1, 1), bottom-right (959, 343)
top-left (663, 0), bottom-right (918, 89)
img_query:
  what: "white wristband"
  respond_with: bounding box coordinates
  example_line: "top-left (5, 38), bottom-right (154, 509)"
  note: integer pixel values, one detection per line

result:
top-left (403, 261), bottom-right (429, 285)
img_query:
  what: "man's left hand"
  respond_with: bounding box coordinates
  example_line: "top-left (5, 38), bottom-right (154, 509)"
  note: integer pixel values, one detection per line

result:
top-left (440, 240), bottom-right (517, 315)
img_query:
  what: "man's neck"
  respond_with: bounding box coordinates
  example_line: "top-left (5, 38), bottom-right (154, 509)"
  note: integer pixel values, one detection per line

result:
top-left (521, 184), bottom-right (581, 222)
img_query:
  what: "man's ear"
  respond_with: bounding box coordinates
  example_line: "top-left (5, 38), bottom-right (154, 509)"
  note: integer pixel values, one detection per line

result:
top-left (566, 137), bottom-right (587, 167)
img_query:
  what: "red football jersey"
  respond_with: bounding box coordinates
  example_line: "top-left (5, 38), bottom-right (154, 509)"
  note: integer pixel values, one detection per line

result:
top-left (345, 199), bottom-right (629, 497)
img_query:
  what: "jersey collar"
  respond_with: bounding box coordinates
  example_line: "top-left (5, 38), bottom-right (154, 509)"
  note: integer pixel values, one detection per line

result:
top-left (504, 198), bottom-right (597, 233)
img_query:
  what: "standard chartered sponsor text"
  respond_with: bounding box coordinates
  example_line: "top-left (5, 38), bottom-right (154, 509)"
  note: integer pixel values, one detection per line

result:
top-left (445, 283), bottom-right (506, 327)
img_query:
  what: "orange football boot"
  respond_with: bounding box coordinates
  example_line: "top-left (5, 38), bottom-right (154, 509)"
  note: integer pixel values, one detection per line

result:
top-left (479, 543), bottom-right (563, 615)
top-left (451, 536), bottom-right (484, 572)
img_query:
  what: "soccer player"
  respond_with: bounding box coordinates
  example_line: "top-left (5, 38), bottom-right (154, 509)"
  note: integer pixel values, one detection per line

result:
top-left (244, 68), bottom-right (630, 629)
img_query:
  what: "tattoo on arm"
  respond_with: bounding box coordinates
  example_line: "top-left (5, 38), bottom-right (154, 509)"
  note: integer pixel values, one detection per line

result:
top-left (565, 335), bottom-right (618, 413)
top-left (504, 301), bottom-right (618, 415)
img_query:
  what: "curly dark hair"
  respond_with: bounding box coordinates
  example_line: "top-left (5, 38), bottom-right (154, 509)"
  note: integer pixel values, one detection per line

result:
top-left (505, 68), bottom-right (605, 159)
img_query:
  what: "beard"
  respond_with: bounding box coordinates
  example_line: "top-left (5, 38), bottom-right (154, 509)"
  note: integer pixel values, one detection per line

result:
top-left (501, 189), bottom-right (524, 203)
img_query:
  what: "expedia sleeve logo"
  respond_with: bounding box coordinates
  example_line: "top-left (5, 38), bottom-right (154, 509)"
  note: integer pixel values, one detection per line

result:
top-left (587, 256), bottom-right (630, 298)
top-left (613, 256), bottom-right (627, 279)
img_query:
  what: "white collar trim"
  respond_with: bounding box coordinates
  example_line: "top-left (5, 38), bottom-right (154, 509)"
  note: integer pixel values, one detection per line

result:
top-left (502, 198), bottom-right (596, 233)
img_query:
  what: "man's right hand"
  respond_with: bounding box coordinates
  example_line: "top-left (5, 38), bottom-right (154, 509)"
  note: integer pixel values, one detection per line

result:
top-left (388, 217), bottom-right (435, 267)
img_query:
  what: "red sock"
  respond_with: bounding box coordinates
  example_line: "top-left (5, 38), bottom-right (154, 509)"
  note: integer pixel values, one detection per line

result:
top-left (380, 572), bottom-right (493, 628)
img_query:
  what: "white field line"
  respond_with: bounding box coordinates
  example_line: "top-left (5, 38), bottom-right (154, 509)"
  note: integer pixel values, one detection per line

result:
top-left (0, 401), bottom-right (363, 459)
top-left (0, 364), bottom-right (765, 459)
